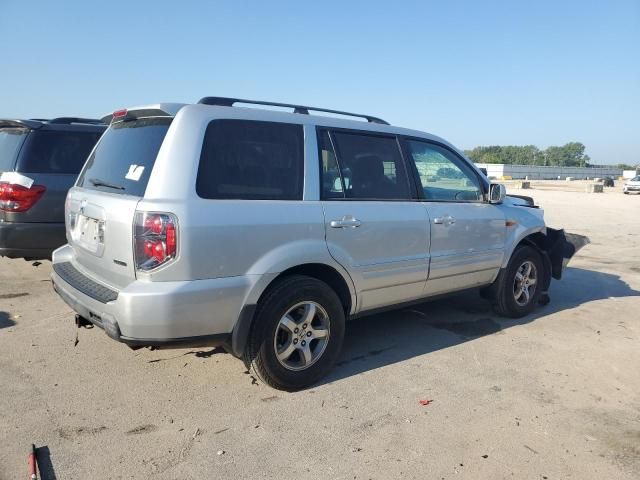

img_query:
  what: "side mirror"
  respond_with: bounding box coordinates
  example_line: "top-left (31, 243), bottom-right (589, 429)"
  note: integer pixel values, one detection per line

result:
top-left (489, 183), bottom-right (506, 204)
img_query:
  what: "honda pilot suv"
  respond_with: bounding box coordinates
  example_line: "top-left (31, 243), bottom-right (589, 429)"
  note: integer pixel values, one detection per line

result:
top-left (0, 118), bottom-right (105, 259)
top-left (51, 98), bottom-right (585, 390)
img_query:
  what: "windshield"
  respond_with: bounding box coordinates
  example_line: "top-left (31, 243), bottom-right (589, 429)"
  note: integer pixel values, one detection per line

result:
top-left (77, 118), bottom-right (172, 196)
top-left (632, 176), bottom-right (640, 182)
top-left (0, 128), bottom-right (28, 172)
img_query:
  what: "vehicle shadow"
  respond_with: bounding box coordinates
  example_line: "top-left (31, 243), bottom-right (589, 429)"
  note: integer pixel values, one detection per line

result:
top-left (322, 267), bottom-right (640, 385)
top-left (0, 311), bottom-right (16, 329)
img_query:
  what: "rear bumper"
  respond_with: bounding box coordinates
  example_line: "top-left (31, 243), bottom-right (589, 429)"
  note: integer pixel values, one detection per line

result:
top-left (0, 221), bottom-right (66, 259)
top-left (50, 246), bottom-right (257, 347)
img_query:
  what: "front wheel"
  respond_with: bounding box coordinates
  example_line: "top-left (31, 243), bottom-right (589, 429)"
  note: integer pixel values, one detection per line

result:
top-left (244, 275), bottom-right (345, 391)
top-left (493, 246), bottom-right (544, 318)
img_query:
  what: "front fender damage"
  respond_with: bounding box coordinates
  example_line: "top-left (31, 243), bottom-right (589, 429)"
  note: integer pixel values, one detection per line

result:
top-left (543, 228), bottom-right (590, 280)
top-left (483, 228), bottom-right (589, 307)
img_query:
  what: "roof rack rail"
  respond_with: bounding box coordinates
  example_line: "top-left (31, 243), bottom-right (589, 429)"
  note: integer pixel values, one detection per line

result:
top-left (29, 118), bottom-right (49, 122)
top-left (197, 97), bottom-right (389, 125)
top-left (48, 117), bottom-right (104, 125)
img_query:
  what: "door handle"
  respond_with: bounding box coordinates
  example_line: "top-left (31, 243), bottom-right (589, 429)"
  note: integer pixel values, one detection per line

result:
top-left (330, 216), bottom-right (362, 228)
top-left (433, 215), bottom-right (456, 226)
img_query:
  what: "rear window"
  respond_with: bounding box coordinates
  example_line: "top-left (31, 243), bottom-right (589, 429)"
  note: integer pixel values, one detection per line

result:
top-left (0, 128), bottom-right (28, 172)
top-left (16, 130), bottom-right (103, 174)
top-left (196, 120), bottom-right (304, 200)
top-left (78, 118), bottom-right (171, 196)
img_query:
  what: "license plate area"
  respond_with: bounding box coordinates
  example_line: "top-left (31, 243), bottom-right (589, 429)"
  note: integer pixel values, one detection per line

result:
top-left (73, 215), bottom-right (105, 255)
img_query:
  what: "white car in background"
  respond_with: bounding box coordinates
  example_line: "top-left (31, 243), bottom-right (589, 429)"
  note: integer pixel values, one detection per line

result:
top-left (623, 176), bottom-right (640, 194)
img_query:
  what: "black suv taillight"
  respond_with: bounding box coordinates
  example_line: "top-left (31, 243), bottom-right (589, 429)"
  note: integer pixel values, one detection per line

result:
top-left (134, 211), bottom-right (178, 271)
top-left (0, 183), bottom-right (46, 212)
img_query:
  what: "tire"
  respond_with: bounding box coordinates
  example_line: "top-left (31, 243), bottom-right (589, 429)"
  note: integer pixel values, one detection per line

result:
top-left (493, 245), bottom-right (544, 318)
top-left (243, 275), bottom-right (345, 391)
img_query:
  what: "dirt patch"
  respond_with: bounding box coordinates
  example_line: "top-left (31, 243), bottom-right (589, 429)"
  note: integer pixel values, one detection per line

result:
top-left (57, 426), bottom-right (107, 440)
top-left (126, 424), bottom-right (158, 435)
top-left (0, 292), bottom-right (29, 299)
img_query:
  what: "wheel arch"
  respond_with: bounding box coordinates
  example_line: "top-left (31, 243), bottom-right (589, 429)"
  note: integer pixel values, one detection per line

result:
top-left (230, 262), bottom-right (356, 358)
top-left (503, 229), bottom-right (553, 294)
top-left (502, 226), bottom-right (546, 269)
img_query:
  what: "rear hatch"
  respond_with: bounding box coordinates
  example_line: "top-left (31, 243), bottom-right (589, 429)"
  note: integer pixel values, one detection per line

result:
top-left (67, 116), bottom-right (172, 289)
top-left (7, 128), bottom-right (103, 223)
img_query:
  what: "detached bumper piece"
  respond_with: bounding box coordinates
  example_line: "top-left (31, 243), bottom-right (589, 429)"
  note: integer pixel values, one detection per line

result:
top-left (544, 228), bottom-right (589, 280)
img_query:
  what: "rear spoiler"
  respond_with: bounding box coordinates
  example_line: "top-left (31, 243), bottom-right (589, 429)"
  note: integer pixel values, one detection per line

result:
top-left (101, 103), bottom-right (186, 125)
top-left (0, 119), bottom-right (44, 130)
top-left (48, 117), bottom-right (105, 125)
top-left (0, 118), bottom-right (105, 129)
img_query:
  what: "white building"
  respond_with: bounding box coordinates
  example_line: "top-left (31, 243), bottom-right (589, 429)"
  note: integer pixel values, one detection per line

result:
top-left (475, 163), bottom-right (622, 180)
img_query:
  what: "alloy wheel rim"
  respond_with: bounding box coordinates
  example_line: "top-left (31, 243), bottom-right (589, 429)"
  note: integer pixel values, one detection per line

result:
top-left (273, 301), bottom-right (331, 371)
top-left (513, 260), bottom-right (538, 307)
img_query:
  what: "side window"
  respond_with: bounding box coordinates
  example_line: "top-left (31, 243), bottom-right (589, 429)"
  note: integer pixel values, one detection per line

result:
top-left (330, 131), bottom-right (412, 200)
top-left (318, 129), bottom-right (344, 198)
top-left (197, 120), bottom-right (304, 200)
top-left (405, 140), bottom-right (483, 202)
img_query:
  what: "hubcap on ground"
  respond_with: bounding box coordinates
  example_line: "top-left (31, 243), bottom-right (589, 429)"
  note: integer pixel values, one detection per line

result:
top-left (274, 301), bottom-right (330, 371)
top-left (513, 260), bottom-right (537, 307)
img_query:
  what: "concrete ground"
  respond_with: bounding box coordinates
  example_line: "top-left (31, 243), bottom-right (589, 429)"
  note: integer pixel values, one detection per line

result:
top-left (1, 185), bottom-right (638, 479)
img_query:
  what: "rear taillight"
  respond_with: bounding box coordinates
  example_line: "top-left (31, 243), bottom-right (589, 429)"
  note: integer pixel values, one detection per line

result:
top-left (0, 183), bottom-right (46, 212)
top-left (134, 211), bottom-right (178, 271)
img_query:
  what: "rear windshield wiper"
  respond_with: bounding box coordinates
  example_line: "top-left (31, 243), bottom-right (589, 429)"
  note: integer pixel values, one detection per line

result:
top-left (89, 178), bottom-right (125, 190)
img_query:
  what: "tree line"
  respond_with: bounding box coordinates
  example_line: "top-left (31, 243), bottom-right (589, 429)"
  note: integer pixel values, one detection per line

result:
top-left (464, 142), bottom-right (635, 170)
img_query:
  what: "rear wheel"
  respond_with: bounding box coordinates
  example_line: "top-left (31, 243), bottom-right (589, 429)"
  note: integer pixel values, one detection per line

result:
top-left (244, 275), bottom-right (345, 391)
top-left (493, 246), bottom-right (543, 318)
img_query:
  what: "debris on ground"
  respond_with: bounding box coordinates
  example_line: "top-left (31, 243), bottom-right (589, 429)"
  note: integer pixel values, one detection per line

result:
top-left (32, 261), bottom-right (42, 267)
top-left (217, 450), bottom-right (225, 455)
top-left (28, 443), bottom-right (38, 480)
top-left (419, 399), bottom-right (434, 406)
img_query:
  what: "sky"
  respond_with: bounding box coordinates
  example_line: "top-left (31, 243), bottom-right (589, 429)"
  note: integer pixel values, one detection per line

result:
top-left (1, 0), bottom-right (638, 165)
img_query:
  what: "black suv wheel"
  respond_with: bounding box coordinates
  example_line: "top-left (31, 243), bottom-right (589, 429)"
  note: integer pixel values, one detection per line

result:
top-left (493, 246), bottom-right (544, 318)
top-left (244, 275), bottom-right (345, 391)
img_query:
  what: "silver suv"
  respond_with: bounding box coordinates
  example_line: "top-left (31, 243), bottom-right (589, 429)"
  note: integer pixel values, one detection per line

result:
top-left (51, 97), bottom-right (585, 390)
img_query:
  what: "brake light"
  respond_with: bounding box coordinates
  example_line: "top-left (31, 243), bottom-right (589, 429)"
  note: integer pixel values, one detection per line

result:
top-left (112, 109), bottom-right (128, 119)
top-left (134, 212), bottom-right (178, 271)
top-left (0, 183), bottom-right (46, 212)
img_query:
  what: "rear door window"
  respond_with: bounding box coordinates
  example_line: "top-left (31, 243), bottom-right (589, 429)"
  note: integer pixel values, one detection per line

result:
top-left (0, 128), bottom-right (28, 172)
top-left (327, 130), bottom-right (412, 200)
top-left (77, 118), bottom-right (172, 196)
top-left (16, 130), bottom-right (103, 174)
top-left (196, 120), bottom-right (304, 200)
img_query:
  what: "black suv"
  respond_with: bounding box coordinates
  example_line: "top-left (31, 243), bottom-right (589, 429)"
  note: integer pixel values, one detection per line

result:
top-left (0, 118), bottom-right (106, 260)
